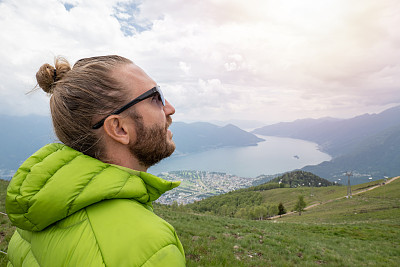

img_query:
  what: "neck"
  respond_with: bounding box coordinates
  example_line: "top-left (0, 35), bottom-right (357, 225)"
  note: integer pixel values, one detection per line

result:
top-left (103, 144), bottom-right (147, 172)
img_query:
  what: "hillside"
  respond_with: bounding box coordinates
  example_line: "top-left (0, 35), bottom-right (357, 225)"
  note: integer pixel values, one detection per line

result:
top-left (1, 177), bottom-right (399, 266)
top-left (303, 123), bottom-right (400, 180)
top-left (252, 106), bottom-right (400, 181)
top-left (185, 171), bottom-right (334, 218)
top-left (266, 170), bottom-right (333, 187)
top-left (252, 105), bottom-right (400, 156)
top-left (279, 176), bottom-right (400, 223)
top-left (155, 171), bottom-right (330, 205)
top-left (168, 177), bottom-right (400, 266)
top-left (0, 179), bottom-right (15, 263)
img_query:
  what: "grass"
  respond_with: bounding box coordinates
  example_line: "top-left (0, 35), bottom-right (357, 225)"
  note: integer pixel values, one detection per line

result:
top-left (155, 177), bottom-right (400, 266)
top-left (280, 178), bottom-right (400, 224)
top-left (0, 180), bottom-right (15, 266)
top-left (1, 177), bottom-right (399, 266)
top-left (259, 179), bottom-right (387, 213)
top-left (155, 201), bottom-right (399, 266)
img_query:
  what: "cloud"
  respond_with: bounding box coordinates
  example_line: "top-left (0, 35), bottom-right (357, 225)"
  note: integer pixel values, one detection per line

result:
top-left (0, 0), bottom-right (399, 123)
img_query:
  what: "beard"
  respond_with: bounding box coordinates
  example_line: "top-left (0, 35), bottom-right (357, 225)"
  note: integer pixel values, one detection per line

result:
top-left (129, 114), bottom-right (175, 168)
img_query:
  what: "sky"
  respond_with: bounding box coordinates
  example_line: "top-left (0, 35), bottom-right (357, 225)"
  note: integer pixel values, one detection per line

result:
top-left (0, 0), bottom-right (399, 126)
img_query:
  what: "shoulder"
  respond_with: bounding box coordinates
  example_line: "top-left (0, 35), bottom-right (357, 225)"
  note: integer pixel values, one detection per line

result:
top-left (86, 198), bottom-right (173, 234)
top-left (85, 199), bottom-right (185, 266)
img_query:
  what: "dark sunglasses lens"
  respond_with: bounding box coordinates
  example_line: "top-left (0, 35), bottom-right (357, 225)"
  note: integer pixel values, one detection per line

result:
top-left (156, 86), bottom-right (165, 106)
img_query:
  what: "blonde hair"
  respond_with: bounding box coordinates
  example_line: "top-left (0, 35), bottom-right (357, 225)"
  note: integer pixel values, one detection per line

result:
top-left (36, 55), bottom-right (132, 159)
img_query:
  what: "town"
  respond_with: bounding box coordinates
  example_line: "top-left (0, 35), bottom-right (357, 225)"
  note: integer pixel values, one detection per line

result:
top-left (156, 170), bottom-right (257, 204)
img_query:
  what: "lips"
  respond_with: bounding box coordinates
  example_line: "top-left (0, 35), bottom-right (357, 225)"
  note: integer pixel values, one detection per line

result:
top-left (165, 116), bottom-right (173, 137)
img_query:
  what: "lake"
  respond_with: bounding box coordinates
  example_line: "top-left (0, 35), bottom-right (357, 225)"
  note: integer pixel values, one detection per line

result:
top-left (149, 135), bottom-right (332, 178)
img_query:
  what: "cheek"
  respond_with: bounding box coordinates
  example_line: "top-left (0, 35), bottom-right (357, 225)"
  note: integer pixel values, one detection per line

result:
top-left (127, 121), bottom-right (138, 143)
top-left (135, 104), bottom-right (166, 127)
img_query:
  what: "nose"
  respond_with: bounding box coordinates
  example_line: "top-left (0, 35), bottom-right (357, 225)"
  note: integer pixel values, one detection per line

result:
top-left (164, 99), bottom-right (175, 116)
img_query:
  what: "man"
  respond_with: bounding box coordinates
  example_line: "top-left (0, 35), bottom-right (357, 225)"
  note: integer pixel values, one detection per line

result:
top-left (6, 55), bottom-right (186, 266)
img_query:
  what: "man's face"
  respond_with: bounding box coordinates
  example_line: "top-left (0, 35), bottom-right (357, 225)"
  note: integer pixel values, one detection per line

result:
top-left (113, 63), bottom-right (176, 168)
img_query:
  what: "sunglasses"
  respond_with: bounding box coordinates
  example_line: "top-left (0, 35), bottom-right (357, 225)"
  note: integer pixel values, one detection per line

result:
top-left (92, 85), bottom-right (165, 129)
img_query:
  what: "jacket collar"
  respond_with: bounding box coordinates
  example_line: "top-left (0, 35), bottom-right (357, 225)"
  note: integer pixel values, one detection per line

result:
top-left (6, 143), bottom-right (180, 231)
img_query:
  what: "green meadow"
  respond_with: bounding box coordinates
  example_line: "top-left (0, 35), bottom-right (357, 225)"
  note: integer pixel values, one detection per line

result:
top-left (0, 180), bottom-right (15, 267)
top-left (1, 177), bottom-right (399, 266)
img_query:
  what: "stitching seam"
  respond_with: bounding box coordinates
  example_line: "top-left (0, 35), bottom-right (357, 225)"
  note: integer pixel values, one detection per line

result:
top-left (85, 208), bottom-right (106, 266)
top-left (65, 163), bottom-right (108, 216)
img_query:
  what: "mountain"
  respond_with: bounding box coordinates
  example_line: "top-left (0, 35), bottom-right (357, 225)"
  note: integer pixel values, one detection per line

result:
top-left (0, 115), bottom-right (55, 178)
top-left (0, 115), bottom-right (264, 179)
top-left (252, 105), bottom-right (400, 181)
top-left (302, 123), bottom-right (400, 180)
top-left (207, 119), bottom-right (267, 130)
top-left (170, 122), bottom-right (264, 154)
top-left (252, 105), bottom-right (400, 156)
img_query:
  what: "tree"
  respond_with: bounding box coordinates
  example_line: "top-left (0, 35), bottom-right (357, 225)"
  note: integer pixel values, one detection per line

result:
top-left (278, 202), bottom-right (286, 217)
top-left (265, 204), bottom-right (277, 218)
top-left (294, 196), bottom-right (306, 215)
top-left (234, 207), bottom-right (249, 219)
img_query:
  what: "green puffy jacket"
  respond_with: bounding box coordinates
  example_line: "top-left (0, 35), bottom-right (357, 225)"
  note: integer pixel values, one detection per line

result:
top-left (6, 143), bottom-right (185, 266)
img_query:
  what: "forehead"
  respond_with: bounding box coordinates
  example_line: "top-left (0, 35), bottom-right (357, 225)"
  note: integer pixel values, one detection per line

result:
top-left (112, 63), bottom-right (156, 97)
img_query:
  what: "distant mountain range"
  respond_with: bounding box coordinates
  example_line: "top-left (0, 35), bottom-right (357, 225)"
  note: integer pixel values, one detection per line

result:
top-left (0, 115), bottom-right (55, 178)
top-left (171, 122), bottom-right (264, 154)
top-left (253, 105), bottom-right (400, 156)
top-left (0, 116), bottom-right (263, 179)
top-left (302, 123), bottom-right (400, 180)
top-left (1, 105), bottom-right (399, 181)
top-left (252, 105), bottom-right (400, 180)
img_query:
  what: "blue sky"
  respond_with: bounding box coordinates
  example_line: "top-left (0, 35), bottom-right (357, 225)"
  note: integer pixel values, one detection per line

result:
top-left (0, 0), bottom-right (399, 125)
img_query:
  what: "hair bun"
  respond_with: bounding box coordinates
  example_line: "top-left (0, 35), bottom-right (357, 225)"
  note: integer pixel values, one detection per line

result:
top-left (36, 57), bottom-right (71, 94)
top-left (36, 64), bottom-right (56, 94)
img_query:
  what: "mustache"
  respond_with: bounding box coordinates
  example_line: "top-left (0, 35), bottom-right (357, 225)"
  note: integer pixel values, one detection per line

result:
top-left (165, 116), bottom-right (172, 130)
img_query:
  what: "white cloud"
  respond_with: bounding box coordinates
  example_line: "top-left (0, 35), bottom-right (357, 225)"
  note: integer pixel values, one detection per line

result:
top-left (178, 61), bottom-right (191, 75)
top-left (0, 0), bottom-right (399, 124)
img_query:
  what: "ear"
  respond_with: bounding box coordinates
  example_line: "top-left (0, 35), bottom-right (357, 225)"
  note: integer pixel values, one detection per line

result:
top-left (103, 115), bottom-right (135, 145)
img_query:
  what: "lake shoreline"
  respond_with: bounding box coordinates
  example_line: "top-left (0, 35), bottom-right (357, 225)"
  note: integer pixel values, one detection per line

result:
top-left (149, 135), bottom-right (332, 178)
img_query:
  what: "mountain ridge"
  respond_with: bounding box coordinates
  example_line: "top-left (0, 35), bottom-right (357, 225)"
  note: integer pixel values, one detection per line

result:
top-left (251, 105), bottom-right (400, 180)
top-left (302, 123), bottom-right (400, 179)
top-left (252, 105), bottom-right (400, 156)
top-left (170, 121), bottom-right (264, 154)
top-left (0, 116), bottom-right (264, 179)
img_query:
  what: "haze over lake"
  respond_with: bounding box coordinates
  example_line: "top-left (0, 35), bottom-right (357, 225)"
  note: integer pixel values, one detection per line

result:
top-left (149, 135), bottom-right (332, 178)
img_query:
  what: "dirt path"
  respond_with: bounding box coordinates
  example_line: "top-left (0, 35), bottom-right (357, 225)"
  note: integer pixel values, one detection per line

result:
top-left (269, 176), bottom-right (399, 220)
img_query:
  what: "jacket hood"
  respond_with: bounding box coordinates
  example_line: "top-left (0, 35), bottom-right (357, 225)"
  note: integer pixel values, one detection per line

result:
top-left (6, 143), bottom-right (179, 231)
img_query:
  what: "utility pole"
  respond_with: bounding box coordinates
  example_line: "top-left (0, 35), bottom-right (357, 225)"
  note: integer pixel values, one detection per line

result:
top-left (345, 171), bottom-right (352, 198)
top-left (383, 176), bottom-right (388, 199)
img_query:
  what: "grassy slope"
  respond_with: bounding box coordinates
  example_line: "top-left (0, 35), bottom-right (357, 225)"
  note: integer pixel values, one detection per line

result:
top-left (1, 178), bottom-right (399, 266)
top-left (280, 178), bottom-right (400, 224)
top-left (155, 178), bottom-right (400, 266)
top-left (259, 179), bottom-right (389, 212)
top-left (0, 180), bottom-right (15, 266)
